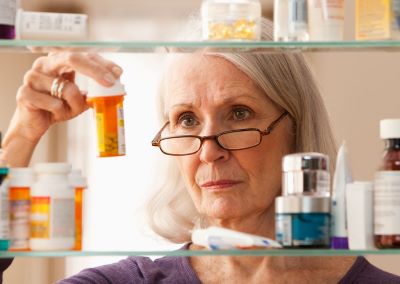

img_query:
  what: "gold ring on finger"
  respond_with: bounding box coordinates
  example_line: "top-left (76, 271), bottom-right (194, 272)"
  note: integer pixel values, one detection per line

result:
top-left (50, 77), bottom-right (63, 97)
top-left (56, 79), bottom-right (68, 99)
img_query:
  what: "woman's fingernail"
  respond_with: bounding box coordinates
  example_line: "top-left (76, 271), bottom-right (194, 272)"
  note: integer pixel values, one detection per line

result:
top-left (112, 66), bottom-right (123, 77)
top-left (104, 73), bottom-right (116, 84)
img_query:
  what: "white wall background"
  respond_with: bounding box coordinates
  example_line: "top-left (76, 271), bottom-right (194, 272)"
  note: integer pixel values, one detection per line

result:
top-left (64, 53), bottom-right (182, 276)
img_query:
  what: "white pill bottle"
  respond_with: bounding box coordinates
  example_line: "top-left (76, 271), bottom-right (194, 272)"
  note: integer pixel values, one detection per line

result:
top-left (30, 163), bottom-right (75, 250)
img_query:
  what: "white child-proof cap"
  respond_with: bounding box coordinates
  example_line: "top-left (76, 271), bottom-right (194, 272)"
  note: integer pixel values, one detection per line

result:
top-left (68, 169), bottom-right (87, 188)
top-left (34, 163), bottom-right (72, 174)
top-left (380, 119), bottom-right (400, 139)
top-left (87, 79), bottom-right (126, 98)
top-left (9, 168), bottom-right (35, 187)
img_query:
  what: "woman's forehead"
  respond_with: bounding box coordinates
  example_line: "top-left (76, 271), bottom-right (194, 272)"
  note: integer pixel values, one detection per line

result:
top-left (164, 54), bottom-right (263, 103)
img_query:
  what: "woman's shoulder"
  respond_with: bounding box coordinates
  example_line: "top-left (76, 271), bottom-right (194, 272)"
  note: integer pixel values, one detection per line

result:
top-left (339, 257), bottom-right (400, 284)
top-left (57, 254), bottom-right (201, 284)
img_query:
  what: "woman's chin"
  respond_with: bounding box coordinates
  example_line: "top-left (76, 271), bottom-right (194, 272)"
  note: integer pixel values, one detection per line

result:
top-left (201, 197), bottom-right (245, 219)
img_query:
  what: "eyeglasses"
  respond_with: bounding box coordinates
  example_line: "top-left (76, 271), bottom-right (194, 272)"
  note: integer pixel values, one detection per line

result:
top-left (152, 111), bottom-right (289, 156)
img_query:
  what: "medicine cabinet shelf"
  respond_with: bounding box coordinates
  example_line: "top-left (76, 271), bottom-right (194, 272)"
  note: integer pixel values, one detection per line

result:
top-left (3, 39), bottom-right (400, 53)
top-left (1, 249), bottom-right (400, 258)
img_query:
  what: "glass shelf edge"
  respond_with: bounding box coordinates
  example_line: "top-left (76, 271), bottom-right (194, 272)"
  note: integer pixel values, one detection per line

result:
top-left (0, 249), bottom-right (399, 258)
top-left (2, 40), bottom-right (400, 53)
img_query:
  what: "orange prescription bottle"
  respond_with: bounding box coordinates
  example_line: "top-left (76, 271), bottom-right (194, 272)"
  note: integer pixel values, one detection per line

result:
top-left (8, 168), bottom-right (35, 251)
top-left (68, 169), bottom-right (87, 251)
top-left (86, 80), bottom-right (126, 157)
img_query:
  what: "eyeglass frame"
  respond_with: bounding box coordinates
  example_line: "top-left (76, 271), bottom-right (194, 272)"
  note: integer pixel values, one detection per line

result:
top-left (151, 111), bottom-right (289, 156)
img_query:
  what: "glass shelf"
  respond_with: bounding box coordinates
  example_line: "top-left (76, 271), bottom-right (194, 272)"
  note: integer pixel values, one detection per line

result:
top-left (1, 249), bottom-right (399, 258)
top-left (2, 39), bottom-right (400, 53)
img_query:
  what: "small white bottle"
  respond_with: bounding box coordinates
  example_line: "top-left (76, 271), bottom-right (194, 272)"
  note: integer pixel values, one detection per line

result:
top-left (308, 0), bottom-right (344, 41)
top-left (346, 181), bottom-right (375, 250)
top-left (15, 9), bottom-right (88, 40)
top-left (392, 0), bottom-right (400, 39)
top-left (30, 163), bottom-right (74, 251)
top-left (288, 0), bottom-right (309, 41)
top-left (8, 168), bottom-right (35, 250)
top-left (274, 0), bottom-right (290, 41)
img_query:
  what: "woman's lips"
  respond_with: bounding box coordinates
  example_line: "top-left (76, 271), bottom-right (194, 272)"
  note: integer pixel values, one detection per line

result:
top-left (200, 180), bottom-right (242, 191)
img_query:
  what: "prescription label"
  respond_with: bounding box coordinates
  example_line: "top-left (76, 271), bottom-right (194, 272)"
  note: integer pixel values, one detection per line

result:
top-left (117, 103), bottom-right (126, 155)
top-left (31, 197), bottom-right (50, 238)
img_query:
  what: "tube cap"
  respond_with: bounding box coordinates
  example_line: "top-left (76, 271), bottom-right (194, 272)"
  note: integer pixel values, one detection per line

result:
top-left (87, 79), bottom-right (126, 98)
top-left (283, 153), bottom-right (329, 172)
top-left (380, 119), bottom-right (400, 139)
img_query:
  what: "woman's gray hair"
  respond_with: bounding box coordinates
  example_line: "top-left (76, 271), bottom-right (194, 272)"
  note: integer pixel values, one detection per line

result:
top-left (146, 18), bottom-right (337, 243)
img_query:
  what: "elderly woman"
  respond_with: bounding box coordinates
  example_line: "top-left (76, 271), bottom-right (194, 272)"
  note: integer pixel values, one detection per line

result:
top-left (1, 21), bottom-right (399, 283)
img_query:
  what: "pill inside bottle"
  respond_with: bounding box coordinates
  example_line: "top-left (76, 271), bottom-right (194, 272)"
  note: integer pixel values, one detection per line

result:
top-left (86, 80), bottom-right (126, 157)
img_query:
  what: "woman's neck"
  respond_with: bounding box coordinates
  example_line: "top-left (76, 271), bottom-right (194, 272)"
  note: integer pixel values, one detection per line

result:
top-left (205, 204), bottom-right (276, 239)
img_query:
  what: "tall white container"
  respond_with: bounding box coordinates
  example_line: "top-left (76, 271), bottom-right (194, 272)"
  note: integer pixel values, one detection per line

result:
top-left (30, 163), bottom-right (74, 251)
top-left (346, 181), bottom-right (375, 250)
top-left (308, 0), bottom-right (344, 41)
top-left (274, 0), bottom-right (290, 41)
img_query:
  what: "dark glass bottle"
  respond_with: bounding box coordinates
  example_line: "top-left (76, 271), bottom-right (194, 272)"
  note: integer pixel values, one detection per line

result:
top-left (0, 24), bottom-right (15, 39)
top-left (375, 119), bottom-right (400, 248)
top-left (0, 0), bottom-right (17, 39)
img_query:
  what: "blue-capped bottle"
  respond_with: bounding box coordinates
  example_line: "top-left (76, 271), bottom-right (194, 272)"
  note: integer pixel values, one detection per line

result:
top-left (0, 141), bottom-right (10, 251)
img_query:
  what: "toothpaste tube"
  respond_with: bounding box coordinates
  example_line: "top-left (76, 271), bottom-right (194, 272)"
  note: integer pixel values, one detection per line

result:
top-left (192, 226), bottom-right (282, 250)
top-left (331, 141), bottom-right (353, 249)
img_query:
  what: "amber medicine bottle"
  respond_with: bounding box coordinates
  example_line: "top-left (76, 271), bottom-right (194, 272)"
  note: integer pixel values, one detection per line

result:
top-left (8, 168), bottom-right (35, 250)
top-left (68, 169), bottom-right (87, 250)
top-left (374, 119), bottom-right (400, 248)
top-left (87, 80), bottom-right (126, 158)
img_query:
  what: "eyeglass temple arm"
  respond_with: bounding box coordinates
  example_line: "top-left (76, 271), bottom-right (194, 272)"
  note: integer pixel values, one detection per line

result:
top-left (151, 122), bottom-right (170, 146)
top-left (265, 111), bottom-right (289, 134)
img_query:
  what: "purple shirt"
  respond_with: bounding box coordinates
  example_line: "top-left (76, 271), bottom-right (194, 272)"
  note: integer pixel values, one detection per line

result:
top-left (56, 251), bottom-right (400, 284)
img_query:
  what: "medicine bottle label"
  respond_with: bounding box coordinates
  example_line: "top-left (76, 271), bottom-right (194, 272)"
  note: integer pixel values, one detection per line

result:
top-left (31, 197), bottom-right (75, 238)
top-left (0, 0), bottom-right (17, 26)
top-left (20, 13), bottom-right (86, 34)
top-left (31, 196), bottom-right (50, 238)
top-left (355, 0), bottom-right (390, 40)
top-left (10, 187), bottom-right (30, 249)
top-left (96, 113), bottom-right (105, 153)
top-left (275, 214), bottom-right (292, 246)
top-left (374, 171), bottom-right (400, 235)
top-left (117, 103), bottom-right (126, 155)
top-left (0, 180), bottom-right (9, 240)
top-left (52, 198), bottom-right (74, 238)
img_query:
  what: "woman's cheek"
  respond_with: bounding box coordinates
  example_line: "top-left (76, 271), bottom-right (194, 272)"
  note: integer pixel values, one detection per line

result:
top-left (177, 156), bottom-right (198, 189)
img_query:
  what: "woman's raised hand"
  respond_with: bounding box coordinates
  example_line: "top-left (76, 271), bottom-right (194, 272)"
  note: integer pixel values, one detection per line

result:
top-left (2, 52), bottom-right (122, 166)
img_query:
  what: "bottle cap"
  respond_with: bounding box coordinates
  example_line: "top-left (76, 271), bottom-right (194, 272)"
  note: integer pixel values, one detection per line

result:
top-left (87, 79), bottom-right (126, 98)
top-left (68, 169), bottom-right (87, 188)
top-left (346, 181), bottom-right (373, 192)
top-left (275, 195), bottom-right (331, 214)
top-left (380, 119), bottom-right (400, 139)
top-left (34, 163), bottom-right (71, 174)
top-left (9, 168), bottom-right (35, 187)
top-left (283, 152), bottom-right (329, 172)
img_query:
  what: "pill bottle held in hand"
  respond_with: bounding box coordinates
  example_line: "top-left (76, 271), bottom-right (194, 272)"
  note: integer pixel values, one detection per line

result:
top-left (87, 80), bottom-right (126, 158)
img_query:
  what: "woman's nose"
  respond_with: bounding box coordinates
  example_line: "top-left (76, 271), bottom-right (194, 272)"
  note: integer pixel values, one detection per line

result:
top-left (198, 137), bottom-right (229, 163)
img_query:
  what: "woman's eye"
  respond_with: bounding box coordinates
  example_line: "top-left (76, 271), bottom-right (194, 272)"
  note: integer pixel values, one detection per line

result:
top-left (178, 113), bottom-right (198, 127)
top-left (232, 107), bottom-right (251, 121)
